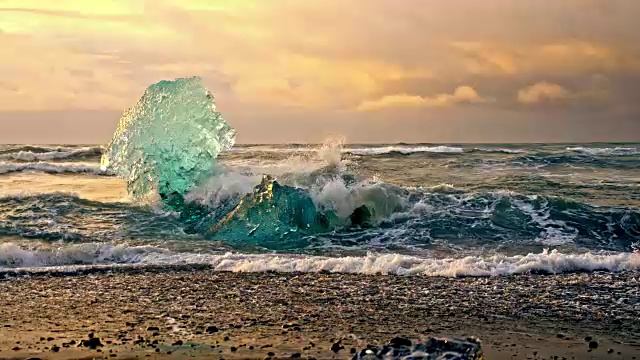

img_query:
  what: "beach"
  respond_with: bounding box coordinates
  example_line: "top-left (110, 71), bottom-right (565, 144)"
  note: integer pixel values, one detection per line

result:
top-left (1, 267), bottom-right (639, 359)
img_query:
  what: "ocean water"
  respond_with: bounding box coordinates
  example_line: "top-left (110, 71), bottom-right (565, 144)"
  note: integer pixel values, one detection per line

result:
top-left (0, 142), bottom-right (639, 276)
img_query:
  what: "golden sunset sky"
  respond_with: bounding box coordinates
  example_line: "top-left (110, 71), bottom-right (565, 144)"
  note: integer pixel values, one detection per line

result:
top-left (0, 0), bottom-right (639, 143)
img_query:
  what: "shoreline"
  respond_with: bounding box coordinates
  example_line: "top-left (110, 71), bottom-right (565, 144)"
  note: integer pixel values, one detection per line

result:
top-left (1, 268), bottom-right (639, 359)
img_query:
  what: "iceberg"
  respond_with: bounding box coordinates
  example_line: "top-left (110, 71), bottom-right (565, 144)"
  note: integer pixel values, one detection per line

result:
top-left (101, 77), bottom-right (236, 204)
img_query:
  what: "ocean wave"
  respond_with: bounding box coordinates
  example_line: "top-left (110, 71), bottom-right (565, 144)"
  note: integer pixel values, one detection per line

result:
top-left (346, 146), bottom-right (464, 156)
top-left (2, 181), bottom-right (638, 252)
top-left (0, 243), bottom-right (638, 276)
top-left (0, 146), bottom-right (102, 162)
top-left (567, 147), bottom-right (639, 156)
top-left (0, 145), bottom-right (96, 155)
top-left (0, 163), bottom-right (108, 176)
top-left (471, 148), bottom-right (524, 154)
top-left (229, 145), bottom-right (466, 156)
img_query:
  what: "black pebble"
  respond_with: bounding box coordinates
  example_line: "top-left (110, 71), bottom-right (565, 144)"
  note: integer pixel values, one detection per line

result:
top-left (172, 340), bottom-right (183, 346)
top-left (331, 340), bottom-right (344, 353)
top-left (390, 337), bottom-right (412, 348)
top-left (589, 341), bottom-right (599, 349)
top-left (51, 345), bottom-right (60, 352)
top-left (82, 337), bottom-right (104, 349)
top-left (268, 351), bottom-right (275, 356)
top-left (291, 353), bottom-right (301, 358)
top-left (206, 326), bottom-right (219, 333)
top-left (231, 347), bottom-right (238, 352)
top-left (224, 336), bottom-right (230, 341)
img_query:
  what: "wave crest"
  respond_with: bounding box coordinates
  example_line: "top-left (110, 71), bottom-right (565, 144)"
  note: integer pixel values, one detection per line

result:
top-left (0, 163), bottom-right (108, 175)
top-left (1, 243), bottom-right (638, 277)
top-left (567, 147), bottom-right (639, 156)
top-left (346, 146), bottom-right (464, 156)
top-left (0, 146), bottom-right (102, 162)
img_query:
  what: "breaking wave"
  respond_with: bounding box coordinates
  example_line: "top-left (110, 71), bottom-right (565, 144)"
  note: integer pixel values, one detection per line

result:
top-left (0, 146), bottom-right (103, 162)
top-left (0, 243), bottom-right (638, 277)
top-left (346, 146), bottom-right (464, 155)
top-left (0, 163), bottom-right (108, 176)
top-left (1, 186), bottom-right (638, 253)
top-left (567, 146), bottom-right (639, 156)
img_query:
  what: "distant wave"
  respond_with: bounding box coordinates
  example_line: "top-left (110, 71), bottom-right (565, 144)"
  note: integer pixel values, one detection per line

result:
top-left (567, 147), bottom-right (639, 156)
top-left (0, 163), bottom-right (109, 176)
top-left (346, 146), bottom-right (464, 155)
top-left (229, 145), bottom-right (466, 155)
top-left (471, 148), bottom-right (525, 154)
top-left (0, 243), bottom-right (638, 276)
top-left (0, 146), bottom-right (103, 162)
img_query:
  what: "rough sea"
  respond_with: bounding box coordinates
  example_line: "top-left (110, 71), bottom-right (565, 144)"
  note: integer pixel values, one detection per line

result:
top-left (1, 142), bottom-right (639, 276)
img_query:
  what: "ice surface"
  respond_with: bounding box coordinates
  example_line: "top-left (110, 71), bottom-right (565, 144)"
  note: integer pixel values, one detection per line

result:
top-left (204, 176), bottom-right (334, 249)
top-left (101, 77), bottom-right (235, 203)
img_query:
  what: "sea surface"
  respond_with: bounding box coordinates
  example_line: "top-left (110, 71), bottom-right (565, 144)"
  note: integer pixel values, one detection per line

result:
top-left (0, 142), bottom-right (639, 276)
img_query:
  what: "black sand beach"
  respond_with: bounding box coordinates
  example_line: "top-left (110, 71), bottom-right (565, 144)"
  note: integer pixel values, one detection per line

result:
top-left (1, 267), bottom-right (639, 359)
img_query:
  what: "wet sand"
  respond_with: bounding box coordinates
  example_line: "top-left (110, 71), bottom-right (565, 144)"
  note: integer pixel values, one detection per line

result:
top-left (0, 266), bottom-right (639, 359)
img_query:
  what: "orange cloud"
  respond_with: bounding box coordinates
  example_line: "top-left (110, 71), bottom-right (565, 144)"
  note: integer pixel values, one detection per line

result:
top-left (451, 40), bottom-right (640, 76)
top-left (356, 86), bottom-right (490, 111)
top-left (517, 82), bottom-right (572, 105)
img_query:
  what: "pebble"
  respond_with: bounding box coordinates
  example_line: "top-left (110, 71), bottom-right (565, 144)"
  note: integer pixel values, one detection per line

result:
top-left (206, 325), bottom-right (219, 333)
top-left (331, 339), bottom-right (344, 353)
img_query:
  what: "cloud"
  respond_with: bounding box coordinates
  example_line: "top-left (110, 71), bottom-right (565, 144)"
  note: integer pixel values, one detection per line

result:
top-left (356, 86), bottom-right (490, 111)
top-left (517, 82), bottom-right (572, 105)
top-left (0, 0), bottom-right (639, 119)
top-left (516, 80), bottom-right (612, 107)
top-left (451, 41), bottom-right (640, 77)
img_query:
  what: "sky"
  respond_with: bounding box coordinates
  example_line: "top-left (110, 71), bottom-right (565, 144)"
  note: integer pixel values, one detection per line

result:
top-left (0, 0), bottom-right (639, 144)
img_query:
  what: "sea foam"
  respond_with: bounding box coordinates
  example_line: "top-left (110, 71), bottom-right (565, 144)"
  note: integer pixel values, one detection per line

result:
top-left (1, 242), bottom-right (638, 277)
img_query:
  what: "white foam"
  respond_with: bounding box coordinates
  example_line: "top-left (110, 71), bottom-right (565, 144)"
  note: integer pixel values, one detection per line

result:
top-left (512, 198), bottom-right (578, 246)
top-left (0, 163), bottom-right (106, 175)
top-left (0, 146), bottom-right (102, 161)
top-left (310, 177), bottom-right (408, 220)
top-left (567, 147), bottom-right (639, 156)
top-left (474, 148), bottom-right (524, 154)
top-left (346, 146), bottom-right (464, 156)
top-left (1, 243), bottom-right (638, 276)
top-left (0, 242), bottom-right (166, 268)
top-left (185, 172), bottom-right (261, 208)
